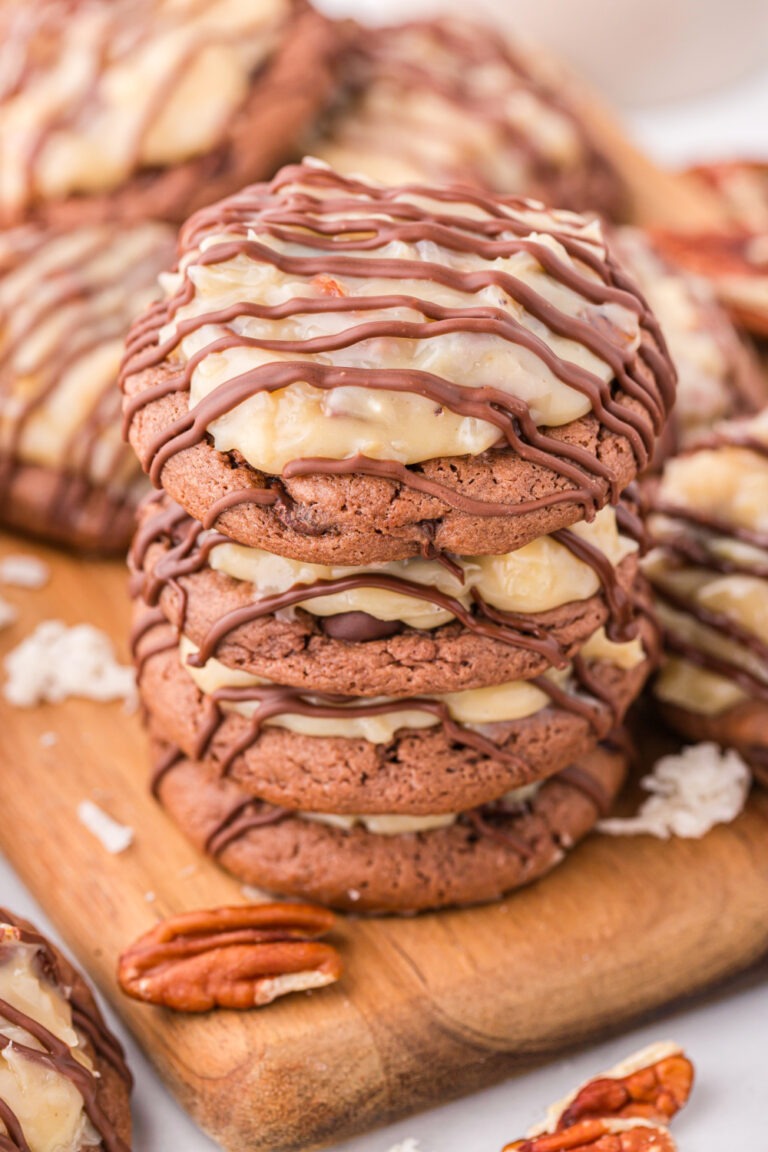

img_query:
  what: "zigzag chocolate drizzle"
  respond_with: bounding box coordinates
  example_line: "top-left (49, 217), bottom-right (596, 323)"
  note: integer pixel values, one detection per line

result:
top-left (130, 492), bottom-right (642, 669)
top-left (120, 164), bottom-right (674, 519)
top-left (0, 910), bottom-right (131, 1152)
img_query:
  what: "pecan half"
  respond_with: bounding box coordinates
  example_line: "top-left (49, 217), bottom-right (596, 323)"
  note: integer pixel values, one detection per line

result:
top-left (552, 1044), bottom-right (693, 1129)
top-left (504, 1118), bottom-right (677, 1152)
top-left (117, 903), bottom-right (343, 1012)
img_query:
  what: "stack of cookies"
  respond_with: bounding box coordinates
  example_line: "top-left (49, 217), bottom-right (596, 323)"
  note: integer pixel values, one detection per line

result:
top-left (644, 408), bottom-right (768, 787)
top-left (122, 162), bottom-right (676, 914)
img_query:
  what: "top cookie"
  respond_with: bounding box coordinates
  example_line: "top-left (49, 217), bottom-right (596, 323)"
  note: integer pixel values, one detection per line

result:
top-left (121, 162), bottom-right (676, 563)
top-left (309, 19), bottom-right (626, 220)
top-left (0, 0), bottom-right (336, 227)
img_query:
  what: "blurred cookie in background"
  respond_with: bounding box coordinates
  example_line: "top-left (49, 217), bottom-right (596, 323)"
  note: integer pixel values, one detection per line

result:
top-left (0, 0), bottom-right (337, 227)
top-left (0, 220), bottom-right (175, 551)
top-left (308, 19), bottom-right (627, 218)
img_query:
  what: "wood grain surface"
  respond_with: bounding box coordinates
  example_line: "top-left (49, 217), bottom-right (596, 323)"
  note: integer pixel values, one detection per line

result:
top-left (0, 533), bottom-right (766, 1152)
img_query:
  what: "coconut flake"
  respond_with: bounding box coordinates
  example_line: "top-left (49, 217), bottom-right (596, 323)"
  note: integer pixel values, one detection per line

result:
top-left (0, 554), bottom-right (49, 589)
top-left (3, 621), bottom-right (136, 707)
top-left (386, 1142), bottom-right (421, 1152)
top-left (599, 743), bottom-right (750, 839)
top-left (77, 801), bottom-right (133, 854)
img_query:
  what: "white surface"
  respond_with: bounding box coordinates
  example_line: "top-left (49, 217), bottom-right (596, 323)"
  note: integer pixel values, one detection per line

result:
top-left (2, 19), bottom-right (768, 1152)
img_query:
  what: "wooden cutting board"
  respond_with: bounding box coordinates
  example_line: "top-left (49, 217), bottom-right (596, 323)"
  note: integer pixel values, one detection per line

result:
top-left (0, 532), bottom-right (766, 1152)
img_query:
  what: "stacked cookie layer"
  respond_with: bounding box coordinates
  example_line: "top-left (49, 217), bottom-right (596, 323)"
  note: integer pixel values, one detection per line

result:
top-left (122, 163), bottom-right (676, 912)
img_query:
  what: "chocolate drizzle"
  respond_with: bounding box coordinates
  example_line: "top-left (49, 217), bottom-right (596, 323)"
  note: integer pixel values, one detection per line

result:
top-left (0, 910), bottom-right (131, 1152)
top-left (120, 163), bottom-right (674, 525)
top-left (130, 492), bottom-right (642, 674)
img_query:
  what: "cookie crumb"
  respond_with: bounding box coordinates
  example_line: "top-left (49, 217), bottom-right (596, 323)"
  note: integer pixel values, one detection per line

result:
top-left (0, 596), bottom-right (17, 630)
top-left (599, 742), bottom-right (750, 839)
top-left (0, 554), bottom-right (49, 589)
top-left (77, 800), bottom-right (134, 854)
top-left (3, 621), bottom-right (136, 707)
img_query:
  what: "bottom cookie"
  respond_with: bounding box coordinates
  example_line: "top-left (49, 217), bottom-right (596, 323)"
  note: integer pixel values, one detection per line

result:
top-left (151, 741), bottom-right (626, 914)
top-left (0, 458), bottom-right (143, 553)
top-left (0, 907), bottom-right (132, 1151)
top-left (659, 698), bottom-right (768, 788)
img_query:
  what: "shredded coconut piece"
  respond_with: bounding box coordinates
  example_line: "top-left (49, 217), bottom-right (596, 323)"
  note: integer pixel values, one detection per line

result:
top-left (386, 1142), bottom-right (421, 1152)
top-left (39, 731), bottom-right (58, 747)
top-left (0, 554), bottom-right (49, 589)
top-left (0, 595), bottom-right (17, 630)
top-left (3, 620), bottom-right (136, 707)
top-left (599, 743), bottom-right (750, 839)
top-left (77, 800), bottom-right (133, 854)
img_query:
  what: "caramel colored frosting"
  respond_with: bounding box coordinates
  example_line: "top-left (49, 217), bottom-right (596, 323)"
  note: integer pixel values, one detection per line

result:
top-left (0, 221), bottom-right (174, 485)
top-left (0, 0), bottom-right (289, 215)
top-left (123, 162), bottom-right (673, 487)
top-left (208, 504), bottom-right (637, 630)
top-left (179, 625), bottom-right (644, 744)
top-left (646, 409), bottom-right (768, 715)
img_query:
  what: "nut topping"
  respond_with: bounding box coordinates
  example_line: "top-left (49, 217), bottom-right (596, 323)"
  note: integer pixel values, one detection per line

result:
top-left (117, 903), bottom-right (343, 1012)
top-left (504, 1118), bottom-right (677, 1151)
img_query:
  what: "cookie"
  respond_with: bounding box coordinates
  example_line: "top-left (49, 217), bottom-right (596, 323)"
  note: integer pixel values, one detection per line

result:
top-left (121, 163), bottom-right (676, 563)
top-left (613, 227), bottom-right (767, 455)
top-left (0, 908), bottom-right (132, 1151)
top-left (0, 0), bottom-right (336, 227)
top-left (643, 409), bottom-right (768, 780)
top-left (134, 606), bottom-right (654, 814)
top-left (309, 19), bottom-right (627, 220)
top-left (0, 222), bottom-right (175, 551)
top-left (130, 491), bottom-right (644, 695)
top-left (151, 740), bottom-right (626, 913)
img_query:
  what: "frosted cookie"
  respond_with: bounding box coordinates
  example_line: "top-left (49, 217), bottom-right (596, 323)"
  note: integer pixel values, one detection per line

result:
top-left (133, 605), bottom-right (655, 814)
top-left (130, 492), bottom-right (644, 696)
top-left (121, 163), bottom-right (676, 563)
top-left (310, 19), bottom-right (626, 219)
top-left (0, 0), bottom-right (336, 228)
top-left (613, 228), bottom-right (766, 454)
top-left (150, 740), bottom-right (626, 913)
top-left (0, 908), bottom-right (132, 1151)
top-left (644, 410), bottom-right (768, 784)
top-left (0, 221), bottom-right (174, 551)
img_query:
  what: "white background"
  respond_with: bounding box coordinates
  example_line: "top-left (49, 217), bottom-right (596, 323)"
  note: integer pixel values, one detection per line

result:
top-left (3, 5), bottom-right (768, 1150)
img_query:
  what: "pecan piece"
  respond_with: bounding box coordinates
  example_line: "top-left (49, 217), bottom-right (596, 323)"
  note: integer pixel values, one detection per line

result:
top-left (117, 903), bottom-right (343, 1012)
top-left (504, 1118), bottom-right (677, 1152)
top-left (551, 1043), bottom-right (693, 1129)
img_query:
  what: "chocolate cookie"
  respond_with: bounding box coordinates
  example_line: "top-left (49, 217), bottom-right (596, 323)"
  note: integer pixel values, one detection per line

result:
top-left (130, 492), bottom-right (644, 695)
top-left (121, 163), bottom-right (676, 562)
top-left (0, 908), bottom-right (132, 1151)
top-left (134, 609), bottom-right (655, 814)
top-left (0, 221), bottom-right (174, 551)
top-left (643, 410), bottom-right (768, 781)
top-left (309, 18), bottom-right (627, 220)
top-left (0, 0), bottom-right (336, 227)
top-left (150, 741), bottom-right (626, 913)
top-left (613, 227), bottom-right (767, 456)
